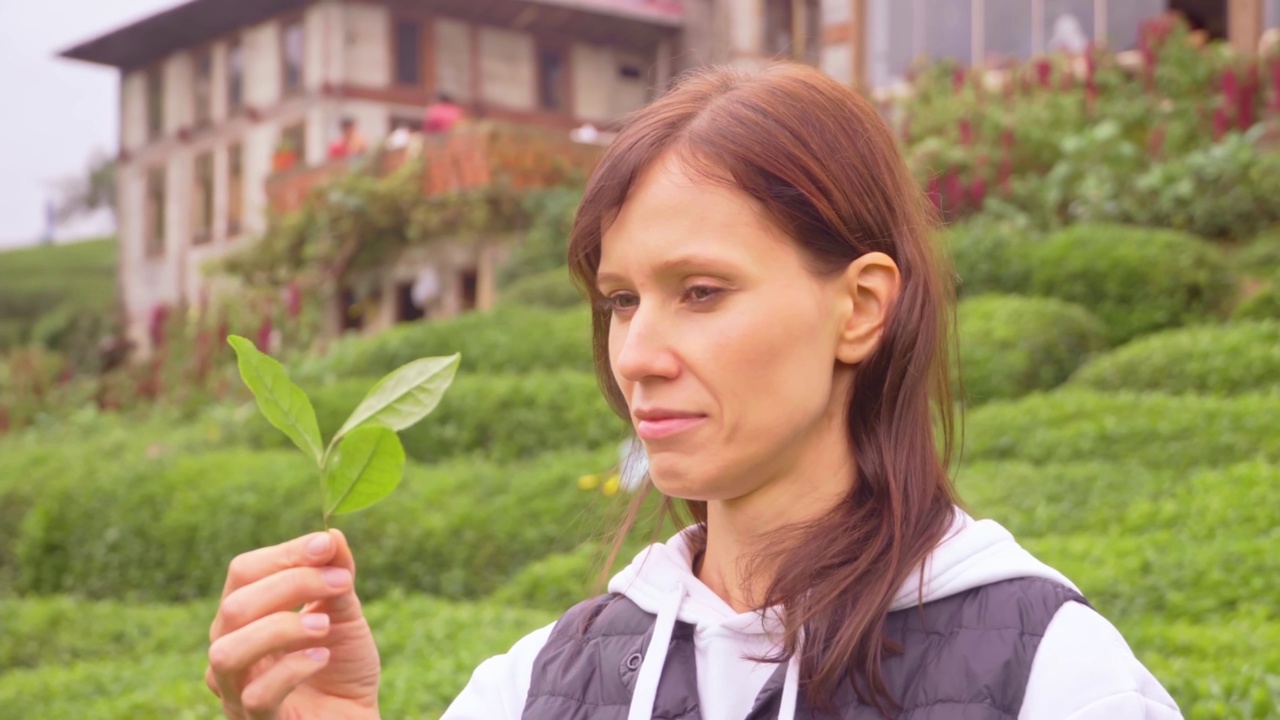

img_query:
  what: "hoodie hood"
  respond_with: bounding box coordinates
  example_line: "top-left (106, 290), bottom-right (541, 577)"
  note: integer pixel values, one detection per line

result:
top-left (605, 507), bottom-right (1078, 720)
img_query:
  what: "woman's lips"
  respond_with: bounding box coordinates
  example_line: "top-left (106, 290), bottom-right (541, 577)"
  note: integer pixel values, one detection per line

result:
top-left (636, 416), bottom-right (706, 440)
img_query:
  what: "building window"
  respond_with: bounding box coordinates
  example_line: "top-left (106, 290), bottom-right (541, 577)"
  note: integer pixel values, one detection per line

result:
top-left (393, 18), bottom-right (422, 86)
top-left (459, 268), bottom-right (479, 311)
top-left (194, 49), bottom-right (213, 129)
top-left (146, 67), bottom-right (164, 141)
top-left (537, 47), bottom-right (566, 112)
top-left (145, 167), bottom-right (166, 258)
top-left (193, 153), bottom-right (214, 244)
top-left (396, 281), bottom-right (426, 322)
top-left (227, 143), bottom-right (244, 236)
top-left (227, 39), bottom-right (244, 113)
top-left (282, 19), bottom-right (305, 94)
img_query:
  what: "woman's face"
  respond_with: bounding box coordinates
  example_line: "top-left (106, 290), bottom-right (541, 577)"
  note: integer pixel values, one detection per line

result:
top-left (597, 154), bottom-right (860, 503)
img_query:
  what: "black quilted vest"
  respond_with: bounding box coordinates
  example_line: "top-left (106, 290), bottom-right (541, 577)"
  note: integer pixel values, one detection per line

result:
top-left (521, 578), bottom-right (1087, 719)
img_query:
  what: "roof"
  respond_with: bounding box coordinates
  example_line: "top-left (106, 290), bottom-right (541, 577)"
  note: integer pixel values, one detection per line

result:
top-left (60, 0), bottom-right (683, 71)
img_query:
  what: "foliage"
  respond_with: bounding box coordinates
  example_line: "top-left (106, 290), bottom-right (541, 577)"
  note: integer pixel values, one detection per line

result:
top-left (235, 370), bottom-right (623, 464)
top-left (0, 593), bottom-right (557, 720)
top-left (940, 217), bottom-right (1041, 297)
top-left (956, 294), bottom-right (1105, 405)
top-left (498, 266), bottom-right (587, 310)
top-left (0, 238), bottom-right (117, 363)
top-left (1069, 321), bottom-right (1280, 396)
top-left (2, 442), bottom-right (625, 602)
top-left (1030, 224), bottom-right (1237, 345)
top-left (299, 306), bottom-right (593, 380)
top-left (963, 390), bottom-right (1280, 469)
top-left (900, 16), bottom-right (1280, 237)
top-left (497, 187), bottom-right (583, 288)
top-left (1233, 277), bottom-right (1280, 321)
top-left (1233, 226), bottom-right (1280, 277)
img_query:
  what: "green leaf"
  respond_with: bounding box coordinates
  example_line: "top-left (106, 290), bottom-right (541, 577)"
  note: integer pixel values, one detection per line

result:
top-left (324, 426), bottom-right (406, 518)
top-left (331, 354), bottom-right (461, 446)
top-left (227, 335), bottom-right (324, 467)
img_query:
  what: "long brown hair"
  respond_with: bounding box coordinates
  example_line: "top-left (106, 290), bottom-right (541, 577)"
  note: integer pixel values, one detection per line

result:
top-left (567, 63), bottom-right (961, 715)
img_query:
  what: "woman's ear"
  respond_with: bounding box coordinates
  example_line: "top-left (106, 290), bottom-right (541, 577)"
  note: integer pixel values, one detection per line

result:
top-left (835, 252), bottom-right (900, 365)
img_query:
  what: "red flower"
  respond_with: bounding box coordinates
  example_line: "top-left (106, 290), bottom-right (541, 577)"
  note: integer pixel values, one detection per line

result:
top-left (148, 304), bottom-right (170, 349)
top-left (257, 314), bottom-right (274, 353)
top-left (1035, 59), bottom-right (1053, 88)
top-left (952, 66), bottom-right (967, 92)
top-left (968, 175), bottom-right (988, 207)
top-left (959, 119), bottom-right (974, 145)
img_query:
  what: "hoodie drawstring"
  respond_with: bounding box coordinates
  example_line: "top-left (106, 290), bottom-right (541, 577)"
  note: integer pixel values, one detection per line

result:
top-left (777, 650), bottom-right (801, 720)
top-left (627, 582), bottom-right (686, 720)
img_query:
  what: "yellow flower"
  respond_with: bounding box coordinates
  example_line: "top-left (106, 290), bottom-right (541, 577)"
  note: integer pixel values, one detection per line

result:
top-left (602, 474), bottom-right (621, 496)
top-left (577, 474), bottom-right (600, 491)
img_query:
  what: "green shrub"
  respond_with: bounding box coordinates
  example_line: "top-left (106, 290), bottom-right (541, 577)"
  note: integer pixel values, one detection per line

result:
top-left (498, 266), bottom-right (586, 310)
top-left (496, 186), bottom-right (582, 287)
top-left (1069, 321), bottom-right (1280, 396)
top-left (1030, 224), bottom-right (1237, 345)
top-left (963, 390), bottom-right (1280, 469)
top-left (1232, 227), bottom-right (1280, 278)
top-left (956, 294), bottom-right (1105, 405)
top-left (941, 219), bottom-right (1040, 297)
top-left (1232, 277), bottom-right (1280, 322)
top-left (234, 370), bottom-right (624, 464)
top-left (300, 306), bottom-right (593, 380)
top-left (0, 593), bottom-right (557, 720)
top-left (0, 238), bottom-right (118, 360)
top-left (5, 445), bottom-right (625, 602)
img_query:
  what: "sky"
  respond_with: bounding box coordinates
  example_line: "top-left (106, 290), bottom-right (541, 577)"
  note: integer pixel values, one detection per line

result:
top-left (0, 0), bottom-right (176, 249)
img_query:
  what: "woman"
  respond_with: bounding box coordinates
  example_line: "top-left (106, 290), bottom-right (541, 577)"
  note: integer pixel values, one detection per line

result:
top-left (206, 64), bottom-right (1181, 719)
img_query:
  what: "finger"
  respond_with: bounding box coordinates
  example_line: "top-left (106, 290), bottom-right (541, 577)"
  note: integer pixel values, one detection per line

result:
top-left (241, 647), bottom-right (332, 720)
top-left (308, 529), bottom-right (366, 623)
top-left (208, 611), bottom-right (331, 693)
top-left (221, 531), bottom-right (339, 602)
top-left (216, 566), bottom-right (352, 639)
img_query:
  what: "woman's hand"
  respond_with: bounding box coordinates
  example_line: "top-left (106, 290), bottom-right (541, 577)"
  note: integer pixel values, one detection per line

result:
top-left (207, 529), bottom-right (381, 720)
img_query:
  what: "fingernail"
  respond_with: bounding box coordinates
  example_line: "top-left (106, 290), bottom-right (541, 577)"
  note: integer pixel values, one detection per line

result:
top-left (301, 613), bottom-right (329, 632)
top-left (322, 567), bottom-right (351, 587)
top-left (306, 533), bottom-right (331, 557)
top-left (305, 647), bottom-right (330, 663)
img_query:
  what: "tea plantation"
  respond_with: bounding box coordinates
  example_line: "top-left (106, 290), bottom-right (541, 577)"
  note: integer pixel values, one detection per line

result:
top-left (2, 224), bottom-right (1279, 718)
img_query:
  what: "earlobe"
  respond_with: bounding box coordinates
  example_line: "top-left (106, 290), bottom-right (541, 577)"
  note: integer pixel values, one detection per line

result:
top-left (835, 252), bottom-right (900, 365)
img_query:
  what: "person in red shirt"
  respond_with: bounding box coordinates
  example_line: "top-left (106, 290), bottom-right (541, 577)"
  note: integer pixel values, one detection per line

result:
top-left (327, 117), bottom-right (368, 159)
top-left (423, 93), bottom-right (465, 134)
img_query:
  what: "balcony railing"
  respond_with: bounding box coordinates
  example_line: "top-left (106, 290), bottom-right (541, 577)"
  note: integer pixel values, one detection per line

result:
top-left (266, 122), bottom-right (606, 216)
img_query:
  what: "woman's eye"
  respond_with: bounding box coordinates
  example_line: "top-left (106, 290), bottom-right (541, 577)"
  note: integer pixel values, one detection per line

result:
top-left (604, 293), bottom-right (639, 313)
top-left (685, 286), bottom-right (722, 303)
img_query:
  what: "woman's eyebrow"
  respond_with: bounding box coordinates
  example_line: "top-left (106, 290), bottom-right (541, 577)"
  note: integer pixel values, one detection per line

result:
top-left (598, 254), bottom-right (740, 287)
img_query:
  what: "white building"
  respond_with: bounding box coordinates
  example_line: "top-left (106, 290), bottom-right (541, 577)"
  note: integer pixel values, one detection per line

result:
top-left (61, 0), bottom-right (1279, 352)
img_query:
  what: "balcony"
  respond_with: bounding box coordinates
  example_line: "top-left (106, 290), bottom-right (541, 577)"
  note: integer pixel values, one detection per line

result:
top-left (265, 122), bottom-right (606, 216)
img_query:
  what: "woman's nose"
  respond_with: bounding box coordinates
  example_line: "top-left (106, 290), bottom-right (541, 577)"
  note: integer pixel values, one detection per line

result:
top-left (614, 306), bottom-right (681, 383)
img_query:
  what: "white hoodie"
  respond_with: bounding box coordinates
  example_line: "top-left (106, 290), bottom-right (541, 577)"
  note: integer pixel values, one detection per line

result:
top-left (442, 510), bottom-right (1182, 719)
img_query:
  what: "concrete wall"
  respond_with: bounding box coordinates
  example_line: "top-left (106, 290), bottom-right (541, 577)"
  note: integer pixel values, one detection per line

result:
top-left (243, 20), bottom-right (283, 107)
top-left (480, 27), bottom-right (536, 109)
top-left (436, 17), bottom-right (474, 102)
top-left (343, 1), bottom-right (391, 86)
top-left (121, 71), bottom-right (147, 153)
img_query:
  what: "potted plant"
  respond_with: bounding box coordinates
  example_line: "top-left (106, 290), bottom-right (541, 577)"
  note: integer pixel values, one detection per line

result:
top-left (273, 136), bottom-right (300, 172)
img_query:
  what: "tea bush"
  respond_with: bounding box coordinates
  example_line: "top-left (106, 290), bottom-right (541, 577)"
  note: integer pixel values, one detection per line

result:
top-left (1030, 224), bottom-right (1237, 345)
top-left (1068, 321), bottom-right (1280, 396)
top-left (234, 369), bottom-right (624, 463)
top-left (941, 218), bottom-right (1040, 297)
top-left (301, 306), bottom-right (593, 380)
top-left (1232, 276), bottom-right (1280, 322)
top-left (963, 390), bottom-right (1280, 469)
top-left (498, 266), bottom-right (586, 310)
top-left (5, 446), bottom-right (624, 602)
top-left (956, 294), bottom-right (1105, 405)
